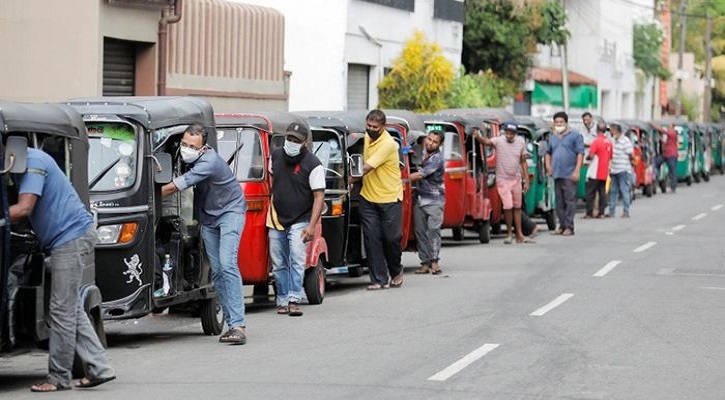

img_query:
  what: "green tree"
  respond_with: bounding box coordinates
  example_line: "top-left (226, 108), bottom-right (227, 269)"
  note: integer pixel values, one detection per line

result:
top-left (633, 23), bottom-right (671, 80)
top-left (378, 31), bottom-right (455, 113)
top-left (447, 68), bottom-right (517, 108)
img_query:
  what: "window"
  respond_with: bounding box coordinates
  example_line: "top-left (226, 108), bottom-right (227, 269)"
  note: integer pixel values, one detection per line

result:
top-left (312, 130), bottom-right (345, 191)
top-left (217, 127), bottom-right (265, 181)
top-left (87, 122), bottom-right (138, 191)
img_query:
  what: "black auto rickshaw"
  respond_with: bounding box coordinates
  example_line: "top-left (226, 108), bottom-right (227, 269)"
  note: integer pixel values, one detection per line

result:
top-left (0, 102), bottom-right (106, 365)
top-left (67, 97), bottom-right (223, 335)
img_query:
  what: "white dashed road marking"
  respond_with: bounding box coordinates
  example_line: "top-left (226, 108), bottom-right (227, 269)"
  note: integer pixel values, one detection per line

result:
top-left (633, 241), bottom-right (657, 253)
top-left (712, 204), bottom-right (723, 211)
top-left (672, 225), bottom-right (686, 231)
top-left (692, 213), bottom-right (707, 221)
top-left (593, 260), bottom-right (622, 278)
top-left (428, 343), bottom-right (500, 381)
top-left (700, 286), bottom-right (725, 291)
top-left (530, 293), bottom-right (574, 317)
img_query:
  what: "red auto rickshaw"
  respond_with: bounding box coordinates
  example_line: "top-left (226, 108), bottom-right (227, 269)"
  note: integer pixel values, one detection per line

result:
top-left (214, 112), bottom-right (328, 304)
top-left (622, 119), bottom-right (656, 197)
top-left (423, 112), bottom-right (493, 243)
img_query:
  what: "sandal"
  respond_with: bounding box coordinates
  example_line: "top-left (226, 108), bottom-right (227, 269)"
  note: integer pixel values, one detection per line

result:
top-left (219, 327), bottom-right (247, 345)
top-left (277, 306), bottom-right (289, 315)
top-left (288, 302), bottom-right (303, 317)
top-left (366, 283), bottom-right (387, 290)
top-left (415, 265), bottom-right (430, 274)
top-left (503, 237), bottom-right (514, 244)
top-left (390, 272), bottom-right (404, 288)
top-left (517, 237), bottom-right (536, 244)
top-left (76, 376), bottom-right (116, 388)
top-left (30, 383), bottom-right (71, 392)
top-left (431, 268), bottom-right (443, 275)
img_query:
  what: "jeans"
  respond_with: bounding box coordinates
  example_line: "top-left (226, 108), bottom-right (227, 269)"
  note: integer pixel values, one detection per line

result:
top-left (269, 222), bottom-right (307, 307)
top-left (655, 155), bottom-right (677, 192)
top-left (609, 172), bottom-right (631, 215)
top-left (48, 229), bottom-right (114, 387)
top-left (554, 178), bottom-right (577, 231)
top-left (585, 178), bottom-right (607, 216)
top-left (414, 200), bottom-right (444, 265)
top-left (201, 211), bottom-right (246, 328)
top-left (360, 198), bottom-right (402, 286)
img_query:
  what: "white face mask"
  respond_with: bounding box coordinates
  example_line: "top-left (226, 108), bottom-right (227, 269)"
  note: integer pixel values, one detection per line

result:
top-left (180, 146), bottom-right (202, 164)
top-left (554, 125), bottom-right (566, 133)
top-left (284, 140), bottom-right (303, 157)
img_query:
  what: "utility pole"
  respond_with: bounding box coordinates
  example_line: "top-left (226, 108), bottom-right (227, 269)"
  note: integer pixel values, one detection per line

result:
top-left (703, 12), bottom-right (712, 122)
top-left (559, 0), bottom-right (570, 113)
top-left (675, 0), bottom-right (687, 118)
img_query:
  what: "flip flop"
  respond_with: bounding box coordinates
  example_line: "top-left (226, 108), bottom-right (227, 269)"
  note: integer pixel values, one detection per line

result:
top-left (31, 383), bottom-right (71, 392)
top-left (517, 237), bottom-right (536, 244)
top-left (431, 268), bottom-right (443, 275)
top-left (367, 283), bottom-right (385, 290)
top-left (76, 376), bottom-right (116, 388)
top-left (288, 303), bottom-right (303, 317)
top-left (219, 327), bottom-right (247, 345)
top-left (277, 306), bottom-right (289, 315)
top-left (503, 237), bottom-right (514, 244)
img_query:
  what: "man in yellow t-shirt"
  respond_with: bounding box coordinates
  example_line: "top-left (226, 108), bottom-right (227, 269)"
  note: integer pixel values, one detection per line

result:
top-left (360, 109), bottom-right (404, 290)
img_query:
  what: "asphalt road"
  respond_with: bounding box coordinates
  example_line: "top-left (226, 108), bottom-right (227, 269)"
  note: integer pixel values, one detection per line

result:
top-left (2, 175), bottom-right (725, 400)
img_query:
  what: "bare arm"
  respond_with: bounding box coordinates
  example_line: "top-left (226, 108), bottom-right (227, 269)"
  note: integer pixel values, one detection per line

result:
top-left (302, 191), bottom-right (325, 242)
top-left (161, 182), bottom-right (178, 198)
top-left (545, 153), bottom-right (552, 176)
top-left (9, 193), bottom-right (38, 223)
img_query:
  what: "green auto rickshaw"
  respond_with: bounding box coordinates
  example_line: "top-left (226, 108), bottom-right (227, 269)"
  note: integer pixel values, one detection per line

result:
top-left (516, 116), bottom-right (556, 230)
top-left (654, 118), bottom-right (693, 186)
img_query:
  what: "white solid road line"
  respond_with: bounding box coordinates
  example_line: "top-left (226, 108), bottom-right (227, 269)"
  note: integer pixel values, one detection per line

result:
top-left (633, 241), bottom-right (657, 253)
top-left (593, 260), bottom-right (622, 278)
top-left (699, 286), bottom-right (725, 291)
top-left (692, 213), bottom-right (707, 221)
top-left (712, 204), bottom-right (723, 211)
top-left (672, 224), bottom-right (686, 232)
top-left (428, 343), bottom-right (500, 382)
top-left (529, 293), bottom-right (574, 317)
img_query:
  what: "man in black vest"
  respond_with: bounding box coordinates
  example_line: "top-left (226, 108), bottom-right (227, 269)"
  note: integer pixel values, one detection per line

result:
top-left (268, 123), bottom-right (325, 316)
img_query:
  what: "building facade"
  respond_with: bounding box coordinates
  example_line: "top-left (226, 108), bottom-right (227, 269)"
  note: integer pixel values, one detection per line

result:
top-left (236, 0), bottom-right (464, 111)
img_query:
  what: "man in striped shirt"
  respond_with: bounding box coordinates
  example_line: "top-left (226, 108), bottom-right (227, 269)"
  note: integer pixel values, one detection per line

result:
top-left (607, 123), bottom-right (634, 218)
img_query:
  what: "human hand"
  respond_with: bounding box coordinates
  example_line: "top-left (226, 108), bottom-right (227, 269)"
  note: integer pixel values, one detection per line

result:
top-left (523, 180), bottom-right (530, 193)
top-left (301, 226), bottom-right (315, 242)
top-left (571, 169), bottom-right (580, 182)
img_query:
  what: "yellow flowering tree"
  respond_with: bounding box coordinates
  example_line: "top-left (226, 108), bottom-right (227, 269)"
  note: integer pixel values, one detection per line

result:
top-left (378, 31), bottom-right (455, 113)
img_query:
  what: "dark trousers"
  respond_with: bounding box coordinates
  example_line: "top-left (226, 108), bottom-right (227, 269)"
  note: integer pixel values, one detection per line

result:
top-left (554, 178), bottom-right (577, 231)
top-left (360, 198), bottom-right (403, 285)
top-left (585, 178), bottom-right (607, 216)
top-left (655, 155), bottom-right (677, 192)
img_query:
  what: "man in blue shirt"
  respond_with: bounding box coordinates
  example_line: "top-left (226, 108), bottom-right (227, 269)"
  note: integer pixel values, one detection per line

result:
top-left (162, 124), bottom-right (248, 345)
top-left (11, 148), bottom-right (115, 392)
top-left (545, 111), bottom-right (584, 236)
top-left (410, 131), bottom-right (445, 275)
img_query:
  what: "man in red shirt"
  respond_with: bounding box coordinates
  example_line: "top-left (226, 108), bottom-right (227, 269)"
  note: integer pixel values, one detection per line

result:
top-left (655, 124), bottom-right (678, 193)
top-left (584, 122), bottom-right (612, 218)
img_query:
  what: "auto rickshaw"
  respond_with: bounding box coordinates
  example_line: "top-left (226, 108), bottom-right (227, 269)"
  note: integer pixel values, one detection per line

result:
top-left (691, 123), bottom-right (711, 183)
top-left (621, 119), bottom-right (657, 197)
top-left (515, 117), bottom-right (557, 230)
top-left (213, 112), bottom-right (327, 304)
top-left (653, 118), bottom-right (693, 186)
top-left (424, 112), bottom-right (493, 243)
top-left (708, 123), bottom-right (724, 174)
top-left (0, 102), bottom-right (106, 370)
top-left (68, 96), bottom-right (223, 335)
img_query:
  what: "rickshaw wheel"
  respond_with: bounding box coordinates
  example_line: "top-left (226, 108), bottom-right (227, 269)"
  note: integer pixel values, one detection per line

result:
top-left (452, 228), bottom-right (464, 241)
top-left (478, 220), bottom-right (490, 244)
top-left (200, 296), bottom-right (224, 336)
top-left (644, 184), bottom-right (653, 197)
top-left (491, 223), bottom-right (502, 235)
top-left (304, 260), bottom-right (326, 305)
top-left (693, 172), bottom-right (701, 183)
top-left (658, 179), bottom-right (667, 193)
top-left (544, 211), bottom-right (556, 231)
top-left (703, 172), bottom-right (710, 182)
top-left (686, 175), bottom-right (692, 186)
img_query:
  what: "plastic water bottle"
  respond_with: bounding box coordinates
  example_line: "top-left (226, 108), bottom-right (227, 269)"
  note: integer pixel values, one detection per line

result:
top-left (162, 254), bottom-right (175, 295)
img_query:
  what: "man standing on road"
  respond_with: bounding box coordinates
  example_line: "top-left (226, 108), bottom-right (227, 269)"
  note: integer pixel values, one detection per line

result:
top-left (268, 123), bottom-right (325, 317)
top-left (607, 123), bottom-right (634, 218)
top-left (545, 111), bottom-right (584, 236)
top-left (410, 130), bottom-right (445, 275)
top-left (162, 124), bottom-right (248, 345)
top-left (655, 123), bottom-right (678, 193)
top-left (584, 122), bottom-right (612, 218)
top-left (359, 109), bottom-right (404, 290)
top-left (474, 122), bottom-right (533, 244)
top-left (11, 148), bottom-right (115, 392)
top-left (581, 112), bottom-right (598, 146)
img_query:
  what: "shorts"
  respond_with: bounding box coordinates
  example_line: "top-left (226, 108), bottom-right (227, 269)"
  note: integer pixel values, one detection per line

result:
top-left (496, 178), bottom-right (522, 210)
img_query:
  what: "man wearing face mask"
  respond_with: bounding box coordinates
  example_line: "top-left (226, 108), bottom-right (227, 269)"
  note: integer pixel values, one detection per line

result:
top-left (161, 124), bottom-right (248, 345)
top-left (359, 109), bottom-right (404, 290)
top-left (545, 111), bottom-right (584, 236)
top-left (267, 123), bottom-right (325, 316)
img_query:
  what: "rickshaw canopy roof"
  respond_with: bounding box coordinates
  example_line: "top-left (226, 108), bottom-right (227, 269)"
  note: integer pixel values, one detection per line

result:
top-left (215, 111), bottom-right (310, 138)
top-left (514, 115), bottom-right (549, 132)
top-left (67, 96), bottom-right (215, 132)
top-left (381, 109), bottom-right (426, 132)
top-left (441, 108), bottom-right (515, 123)
top-left (0, 101), bottom-right (86, 139)
top-left (426, 112), bottom-right (485, 133)
top-left (295, 111), bottom-right (368, 134)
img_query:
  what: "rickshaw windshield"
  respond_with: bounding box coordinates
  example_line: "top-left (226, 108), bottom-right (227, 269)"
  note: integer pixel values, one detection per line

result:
top-left (87, 122), bottom-right (138, 191)
top-left (313, 131), bottom-right (345, 191)
top-left (426, 123), bottom-right (462, 161)
top-left (217, 127), bottom-right (265, 181)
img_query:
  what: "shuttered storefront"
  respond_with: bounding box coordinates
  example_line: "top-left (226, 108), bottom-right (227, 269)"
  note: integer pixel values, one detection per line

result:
top-left (103, 38), bottom-right (135, 96)
top-left (347, 64), bottom-right (370, 110)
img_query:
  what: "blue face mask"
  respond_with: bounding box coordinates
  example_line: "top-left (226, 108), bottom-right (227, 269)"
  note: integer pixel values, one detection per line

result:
top-left (284, 140), bottom-right (303, 157)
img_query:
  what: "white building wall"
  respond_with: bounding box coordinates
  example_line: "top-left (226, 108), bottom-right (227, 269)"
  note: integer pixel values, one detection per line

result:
top-left (535, 0), bottom-right (656, 120)
top-left (236, 0), bottom-right (462, 111)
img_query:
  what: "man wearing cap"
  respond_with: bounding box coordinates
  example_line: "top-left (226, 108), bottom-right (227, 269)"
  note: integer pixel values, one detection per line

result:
top-left (474, 122), bottom-right (533, 244)
top-left (162, 124), bottom-right (248, 344)
top-left (545, 111), bottom-right (584, 236)
top-left (268, 123), bottom-right (325, 316)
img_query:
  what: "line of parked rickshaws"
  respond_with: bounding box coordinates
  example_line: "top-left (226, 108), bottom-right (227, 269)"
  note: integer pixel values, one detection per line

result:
top-left (2, 97), bottom-right (724, 364)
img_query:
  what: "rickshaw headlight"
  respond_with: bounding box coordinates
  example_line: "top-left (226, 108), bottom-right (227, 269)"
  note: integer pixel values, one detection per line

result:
top-left (97, 223), bottom-right (138, 244)
top-left (331, 200), bottom-right (343, 216)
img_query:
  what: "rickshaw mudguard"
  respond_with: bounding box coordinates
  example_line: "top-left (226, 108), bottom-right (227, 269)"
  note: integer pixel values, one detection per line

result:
top-left (305, 225), bottom-right (328, 269)
top-left (79, 284), bottom-right (103, 315)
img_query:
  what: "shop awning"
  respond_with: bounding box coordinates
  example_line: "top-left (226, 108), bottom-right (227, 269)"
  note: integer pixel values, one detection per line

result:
top-left (531, 83), bottom-right (598, 109)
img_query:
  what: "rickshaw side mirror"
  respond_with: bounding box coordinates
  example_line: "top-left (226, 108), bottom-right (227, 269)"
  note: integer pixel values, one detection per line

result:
top-left (2, 136), bottom-right (28, 174)
top-left (152, 152), bottom-right (173, 184)
top-left (349, 154), bottom-right (364, 178)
